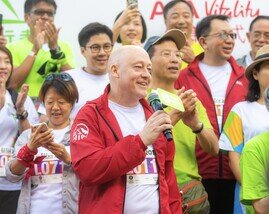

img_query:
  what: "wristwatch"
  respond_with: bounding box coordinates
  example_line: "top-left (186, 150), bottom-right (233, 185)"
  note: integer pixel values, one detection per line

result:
top-left (50, 46), bottom-right (61, 54)
top-left (16, 110), bottom-right (29, 120)
top-left (192, 123), bottom-right (204, 134)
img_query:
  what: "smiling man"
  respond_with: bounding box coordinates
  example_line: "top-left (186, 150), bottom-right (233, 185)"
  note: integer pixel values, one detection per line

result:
top-left (38, 22), bottom-right (112, 120)
top-left (7, 0), bottom-right (75, 104)
top-left (237, 15), bottom-right (269, 68)
top-left (70, 45), bottom-right (182, 214)
top-left (145, 29), bottom-right (218, 213)
top-left (66, 22), bottom-right (112, 119)
top-left (175, 15), bottom-right (248, 214)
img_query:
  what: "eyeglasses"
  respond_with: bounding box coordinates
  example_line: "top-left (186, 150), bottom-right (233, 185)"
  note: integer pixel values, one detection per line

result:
top-left (31, 9), bottom-right (56, 17)
top-left (86, 43), bottom-right (113, 53)
top-left (45, 73), bottom-right (73, 82)
top-left (160, 50), bottom-right (182, 58)
top-left (204, 32), bottom-right (237, 40)
top-left (252, 32), bottom-right (269, 40)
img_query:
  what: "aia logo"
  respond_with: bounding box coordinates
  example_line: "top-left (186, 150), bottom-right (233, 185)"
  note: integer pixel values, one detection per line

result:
top-left (73, 123), bottom-right (89, 141)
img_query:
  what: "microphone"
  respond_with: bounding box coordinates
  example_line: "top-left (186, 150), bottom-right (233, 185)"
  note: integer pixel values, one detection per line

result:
top-left (148, 92), bottom-right (173, 141)
top-left (264, 87), bottom-right (269, 112)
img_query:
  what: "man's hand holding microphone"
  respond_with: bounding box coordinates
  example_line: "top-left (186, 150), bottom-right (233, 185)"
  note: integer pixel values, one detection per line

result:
top-left (139, 92), bottom-right (173, 146)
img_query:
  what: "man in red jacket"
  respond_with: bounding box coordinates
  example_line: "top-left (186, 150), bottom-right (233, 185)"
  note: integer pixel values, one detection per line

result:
top-left (71, 45), bottom-right (182, 214)
top-left (175, 15), bottom-right (248, 214)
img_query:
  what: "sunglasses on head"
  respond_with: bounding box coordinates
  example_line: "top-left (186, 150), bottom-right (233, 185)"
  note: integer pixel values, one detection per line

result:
top-left (45, 73), bottom-right (73, 82)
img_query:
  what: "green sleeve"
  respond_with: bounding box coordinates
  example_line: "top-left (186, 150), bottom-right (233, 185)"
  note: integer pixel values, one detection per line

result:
top-left (240, 138), bottom-right (269, 205)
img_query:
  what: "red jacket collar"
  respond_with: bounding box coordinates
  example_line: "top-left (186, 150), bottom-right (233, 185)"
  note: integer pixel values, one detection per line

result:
top-left (186, 53), bottom-right (245, 97)
top-left (94, 84), bottom-right (153, 140)
top-left (189, 53), bottom-right (244, 76)
top-left (98, 84), bottom-right (152, 114)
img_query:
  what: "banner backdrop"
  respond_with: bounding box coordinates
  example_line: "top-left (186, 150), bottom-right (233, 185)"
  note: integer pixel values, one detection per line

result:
top-left (1, 0), bottom-right (268, 66)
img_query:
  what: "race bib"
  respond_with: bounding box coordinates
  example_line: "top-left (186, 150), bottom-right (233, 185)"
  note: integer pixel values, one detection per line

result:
top-left (33, 160), bottom-right (63, 176)
top-left (0, 147), bottom-right (14, 177)
top-left (213, 97), bottom-right (225, 132)
top-left (126, 146), bottom-right (158, 185)
top-left (31, 147), bottom-right (69, 185)
top-left (31, 174), bottom-right (63, 185)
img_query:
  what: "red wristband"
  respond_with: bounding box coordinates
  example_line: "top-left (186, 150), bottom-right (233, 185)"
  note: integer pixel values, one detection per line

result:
top-left (17, 144), bottom-right (38, 167)
top-left (17, 144), bottom-right (46, 180)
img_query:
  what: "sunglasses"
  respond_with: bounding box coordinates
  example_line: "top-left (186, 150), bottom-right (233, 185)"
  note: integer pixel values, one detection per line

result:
top-left (45, 73), bottom-right (73, 82)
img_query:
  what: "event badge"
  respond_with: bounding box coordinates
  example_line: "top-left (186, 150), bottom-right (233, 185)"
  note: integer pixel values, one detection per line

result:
top-left (0, 147), bottom-right (14, 177)
top-left (156, 88), bottom-right (185, 112)
top-left (126, 145), bottom-right (158, 185)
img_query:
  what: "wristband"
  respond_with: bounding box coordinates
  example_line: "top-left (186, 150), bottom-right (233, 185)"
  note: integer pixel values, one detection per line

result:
top-left (192, 123), bottom-right (204, 134)
top-left (17, 144), bottom-right (46, 180)
top-left (29, 51), bottom-right (36, 57)
top-left (17, 144), bottom-right (38, 167)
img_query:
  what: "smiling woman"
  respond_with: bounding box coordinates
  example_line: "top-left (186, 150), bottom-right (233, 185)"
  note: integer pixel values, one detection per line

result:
top-left (0, 46), bottom-right (39, 214)
top-left (113, 6), bottom-right (147, 46)
top-left (6, 73), bottom-right (79, 214)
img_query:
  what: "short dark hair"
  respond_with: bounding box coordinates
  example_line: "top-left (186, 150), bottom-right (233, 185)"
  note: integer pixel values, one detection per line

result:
top-left (249, 15), bottom-right (269, 32)
top-left (114, 11), bottom-right (147, 43)
top-left (195, 15), bottom-right (230, 39)
top-left (163, 0), bottom-right (193, 20)
top-left (39, 74), bottom-right (79, 106)
top-left (0, 46), bottom-right (13, 88)
top-left (246, 63), bottom-right (262, 102)
top-left (78, 22), bottom-right (113, 47)
top-left (24, 0), bottom-right (57, 14)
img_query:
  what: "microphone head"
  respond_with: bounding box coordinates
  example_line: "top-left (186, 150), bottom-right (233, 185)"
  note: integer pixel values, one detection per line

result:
top-left (264, 87), bottom-right (269, 112)
top-left (147, 92), bottom-right (160, 104)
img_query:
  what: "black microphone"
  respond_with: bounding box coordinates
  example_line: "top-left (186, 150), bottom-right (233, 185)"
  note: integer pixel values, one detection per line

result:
top-left (148, 92), bottom-right (173, 141)
top-left (264, 87), bottom-right (269, 112)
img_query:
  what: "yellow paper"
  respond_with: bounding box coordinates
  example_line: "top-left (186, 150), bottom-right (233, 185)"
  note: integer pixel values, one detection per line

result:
top-left (157, 88), bottom-right (185, 112)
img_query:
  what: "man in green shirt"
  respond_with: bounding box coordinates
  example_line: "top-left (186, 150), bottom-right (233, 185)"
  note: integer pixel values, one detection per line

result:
top-left (7, 0), bottom-right (75, 99)
top-left (144, 29), bottom-right (218, 213)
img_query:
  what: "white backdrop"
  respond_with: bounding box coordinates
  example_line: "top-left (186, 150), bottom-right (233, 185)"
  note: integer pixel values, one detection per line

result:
top-left (1, 0), bottom-right (268, 66)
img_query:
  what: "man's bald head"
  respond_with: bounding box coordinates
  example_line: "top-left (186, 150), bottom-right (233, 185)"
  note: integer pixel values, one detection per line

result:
top-left (108, 45), bottom-right (149, 70)
top-left (108, 45), bottom-right (151, 81)
top-left (107, 45), bottom-right (152, 106)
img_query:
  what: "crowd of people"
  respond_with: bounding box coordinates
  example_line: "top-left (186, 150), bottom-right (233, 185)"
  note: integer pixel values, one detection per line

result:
top-left (0, 0), bottom-right (269, 213)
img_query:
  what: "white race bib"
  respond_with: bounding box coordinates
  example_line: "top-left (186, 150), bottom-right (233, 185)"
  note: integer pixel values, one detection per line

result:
top-left (126, 146), bottom-right (158, 185)
top-left (213, 97), bottom-right (225, 132)
top-left (30, 147), bottom-right (69, 185)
